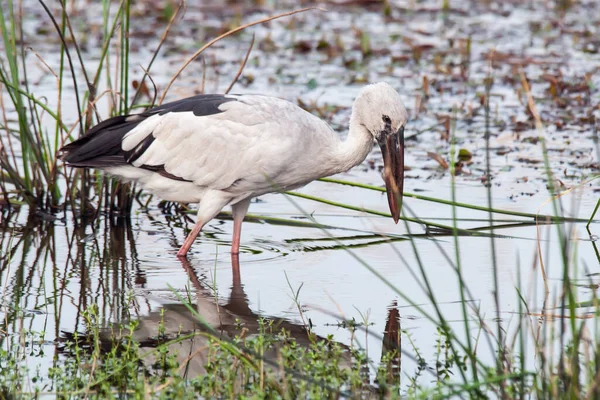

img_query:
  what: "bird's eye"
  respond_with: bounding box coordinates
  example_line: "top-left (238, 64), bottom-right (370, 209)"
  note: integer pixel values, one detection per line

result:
top-left (382, 115), bottom-right (391, 124)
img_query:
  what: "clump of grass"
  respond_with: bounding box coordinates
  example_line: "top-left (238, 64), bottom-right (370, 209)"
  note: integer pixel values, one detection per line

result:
top-left (0, 303), bottom-right (398, 398)
top-left (4, 294), bottom-right (586, 399)
top-left (0, 0), bottom-right (139, 214)
top-left (0, 1), bottom-right (62, 208)
top-left (4, 291), bottom-right (526, 399)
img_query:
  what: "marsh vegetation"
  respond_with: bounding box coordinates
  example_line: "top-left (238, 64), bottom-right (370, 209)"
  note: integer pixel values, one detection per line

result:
top-left (1, 0), bottom-right (599, 398)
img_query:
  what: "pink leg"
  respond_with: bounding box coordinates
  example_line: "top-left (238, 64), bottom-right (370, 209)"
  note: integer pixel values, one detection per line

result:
top-left (176, 191), bottom-right (233, 258)
top-left (177, 220), bottom-right (204, 257)
top-left (231, 218), bottom-right (243, 255)
top-left (231, 198), bottom-right (251, 255)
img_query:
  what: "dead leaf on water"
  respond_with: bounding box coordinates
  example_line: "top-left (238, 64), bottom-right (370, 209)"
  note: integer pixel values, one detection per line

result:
top-left (516, 157), bottom-right (542, 164)
top-left (427, 152), bottom-right (449, 169)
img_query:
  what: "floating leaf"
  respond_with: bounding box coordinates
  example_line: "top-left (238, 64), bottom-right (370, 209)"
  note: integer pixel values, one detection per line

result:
top-left (458, 148), bottom-right (472, 162)
top-left (316, 38), bottom-right (330, 51)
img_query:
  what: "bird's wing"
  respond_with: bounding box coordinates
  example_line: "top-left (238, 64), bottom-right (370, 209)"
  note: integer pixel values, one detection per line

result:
top-left (61, 94), bottom-right (338, 192)
top-left (126, 96), bottom-right (334, 191)
top-left (59, 94), bottom-right (238, 168)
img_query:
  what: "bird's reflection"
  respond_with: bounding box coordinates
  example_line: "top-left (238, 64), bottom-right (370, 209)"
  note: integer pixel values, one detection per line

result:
top-left (93, 255), bottom-right (403, 384)
top-left (91, 255), bottom-right (322, 378)
top-left (177, 255), bottom-right (315, 347)
top-left (224, 254), bottom-right (253, 316)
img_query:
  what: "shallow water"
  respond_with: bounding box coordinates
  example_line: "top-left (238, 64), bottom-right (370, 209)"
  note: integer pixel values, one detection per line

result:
top-left (1, 0), bottom-right (600, 392)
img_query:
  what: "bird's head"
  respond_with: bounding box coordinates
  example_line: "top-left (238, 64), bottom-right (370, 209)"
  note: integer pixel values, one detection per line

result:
top-left (353, 82), bottom-right (407, 224)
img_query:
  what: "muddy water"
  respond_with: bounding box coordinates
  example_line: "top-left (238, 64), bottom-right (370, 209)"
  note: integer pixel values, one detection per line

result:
top-left (1, 0), bottom-right (600, 390)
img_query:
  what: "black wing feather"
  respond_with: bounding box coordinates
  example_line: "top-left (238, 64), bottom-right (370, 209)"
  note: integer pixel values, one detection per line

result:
top-left (124, 134), bottom-right (155, 164)
top-left (59, 94), bottom-right (237, 170)
top-left (59, 116), bottom-right (142, 166)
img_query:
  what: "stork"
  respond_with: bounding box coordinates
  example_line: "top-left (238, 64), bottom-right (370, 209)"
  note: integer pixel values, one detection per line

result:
top-left (59, 82), bottom-right (407, 257)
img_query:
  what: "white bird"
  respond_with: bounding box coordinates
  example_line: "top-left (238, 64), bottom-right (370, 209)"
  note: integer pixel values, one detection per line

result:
top-left (60, 82), bottom-right (407, 257)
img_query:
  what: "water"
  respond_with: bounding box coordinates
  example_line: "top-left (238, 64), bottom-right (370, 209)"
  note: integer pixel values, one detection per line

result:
top-left (1, 0), bottom-right (600, 392)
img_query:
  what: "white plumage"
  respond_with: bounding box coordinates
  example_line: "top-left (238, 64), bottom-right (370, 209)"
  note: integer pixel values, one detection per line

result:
top-left (60, 82), bottom-right (407, 257)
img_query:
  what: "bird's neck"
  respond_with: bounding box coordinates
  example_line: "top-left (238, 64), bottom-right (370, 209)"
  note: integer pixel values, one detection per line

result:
top-left (332, 114), bottom-right (374, 173)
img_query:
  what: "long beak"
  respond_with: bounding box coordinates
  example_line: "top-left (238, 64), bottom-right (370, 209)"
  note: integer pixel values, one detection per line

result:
top-left (378, 127), bottom-right (404, 223)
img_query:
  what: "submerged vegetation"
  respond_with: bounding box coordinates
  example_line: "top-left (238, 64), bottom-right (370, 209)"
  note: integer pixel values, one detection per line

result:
top-left (1, 0), bottom-right (600, 398)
